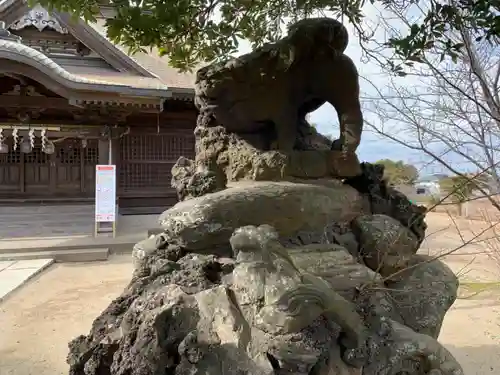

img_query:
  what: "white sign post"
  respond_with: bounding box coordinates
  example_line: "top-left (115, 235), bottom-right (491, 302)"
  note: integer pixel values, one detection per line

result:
top-left (94, 165), bottom-right (117, 237)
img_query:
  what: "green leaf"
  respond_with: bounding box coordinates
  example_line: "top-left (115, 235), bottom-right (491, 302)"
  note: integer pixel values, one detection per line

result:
top-left (36, 0), bottom-right (500, 71)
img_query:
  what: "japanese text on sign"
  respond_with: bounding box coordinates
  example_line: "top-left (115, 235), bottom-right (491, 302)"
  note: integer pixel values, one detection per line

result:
top-left (95, 165), bottom-right (116, 222)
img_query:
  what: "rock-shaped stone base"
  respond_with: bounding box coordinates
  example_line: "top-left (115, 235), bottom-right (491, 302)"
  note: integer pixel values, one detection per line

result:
top-left (68, 226), bottom-right (463, 375)
top-left (159, 180), bottom-right (367, 252)
top-left (171, 126), bottom-right (361, 201)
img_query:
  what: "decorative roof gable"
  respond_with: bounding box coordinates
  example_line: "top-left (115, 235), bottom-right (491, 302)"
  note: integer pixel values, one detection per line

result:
top-left (0, 20), bottom-right (170, 111)
top-left (1, 0), bottom-right (155, 77)
top-left (9, 4), bottom-right (68, 34)
top-left (0, 0), bottom-right (195, 97)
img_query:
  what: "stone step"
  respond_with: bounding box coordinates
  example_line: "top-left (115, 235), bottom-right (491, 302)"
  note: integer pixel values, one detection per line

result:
top-left (0, 235), bottom-right (141, 256)
top-left (0, 248), bottom-right (110, 263)
top-left (147, 228), bottom-right (164, 237)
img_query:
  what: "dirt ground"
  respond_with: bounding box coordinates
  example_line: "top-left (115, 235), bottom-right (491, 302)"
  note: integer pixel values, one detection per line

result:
top-left (420, 213), bottom-right (500, 282)
top-left (1, 213), bottom-right (500, 375)
top-left (428, 195), bottom-right (500, 222)
top-left (0, 257), bottom-right (132, 375)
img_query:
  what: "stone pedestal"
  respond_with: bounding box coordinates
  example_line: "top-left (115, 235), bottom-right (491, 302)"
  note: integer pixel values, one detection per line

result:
top-left (286, 150), bottom-right (361, 179)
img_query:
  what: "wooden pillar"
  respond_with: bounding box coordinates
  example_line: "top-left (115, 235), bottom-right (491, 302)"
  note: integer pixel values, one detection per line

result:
top-left (111, 138), bottom-right (120, 209)
top-left (111, 138), bottom-right (119, 166)
top-left (20, 151), bottom-right (25, 193)
top-left (98, 139), bottom-right (109, 165)
top-left (80, 143), bottom-right (85, 194)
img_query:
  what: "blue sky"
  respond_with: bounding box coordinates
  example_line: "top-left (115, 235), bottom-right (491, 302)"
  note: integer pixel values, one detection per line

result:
top-left (308, 103), bottom-right (419, 164)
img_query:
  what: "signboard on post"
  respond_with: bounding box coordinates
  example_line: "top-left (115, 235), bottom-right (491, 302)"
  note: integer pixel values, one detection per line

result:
top-left (95, 165), bottom-right (117, 237)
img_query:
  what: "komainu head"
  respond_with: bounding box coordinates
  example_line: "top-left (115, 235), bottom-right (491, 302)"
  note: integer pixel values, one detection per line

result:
top-left (287, 17), bottom-right (349, 54)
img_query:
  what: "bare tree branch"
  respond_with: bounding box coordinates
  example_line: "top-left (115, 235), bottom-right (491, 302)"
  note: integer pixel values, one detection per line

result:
top-left (361, 3), bottom-right (500, 195)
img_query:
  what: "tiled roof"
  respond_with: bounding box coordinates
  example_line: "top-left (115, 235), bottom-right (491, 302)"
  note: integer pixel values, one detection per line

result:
top-left (62, 65), bottom-right (172, 90)
top-left (0, 38), bottom-right (111, 85)
top-left (91, 18), bottom-right (197, 90)
top-left (0, 1), bottom-right (197, 95)
top-left (0, 38), bottom-right (171, 96)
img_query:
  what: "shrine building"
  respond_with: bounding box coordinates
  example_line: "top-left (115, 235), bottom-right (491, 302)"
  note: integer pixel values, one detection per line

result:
top-left (0, 0), bottom-right (197, 214)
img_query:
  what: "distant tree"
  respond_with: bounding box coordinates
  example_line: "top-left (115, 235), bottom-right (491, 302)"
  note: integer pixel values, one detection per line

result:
top-left (364, 6), bottom-right (500, 199)
top-left (375, 159), bottom-right (419, 186)
top-left (440, 173), bottom-right (491, 216)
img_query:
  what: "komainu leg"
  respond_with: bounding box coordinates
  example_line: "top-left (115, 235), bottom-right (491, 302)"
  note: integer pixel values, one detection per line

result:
top-left (328, 55), bottom-right (363, 154)
top-left (338, 109), bottom-right (363, 154)
top-left (275, 114), bottom-right (299, 152)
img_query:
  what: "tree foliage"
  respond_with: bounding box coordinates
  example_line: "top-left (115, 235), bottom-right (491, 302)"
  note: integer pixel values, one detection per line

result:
top-left (375, 159), bottom-right (419, 185)
top-left (440, 173), bottom-right (491, 203)
top-left (34, 0), bottom-right (500, 71)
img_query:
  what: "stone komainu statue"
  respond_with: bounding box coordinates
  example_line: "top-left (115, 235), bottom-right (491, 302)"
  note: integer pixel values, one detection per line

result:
top-left (195, 17), bottom-right (363, 154)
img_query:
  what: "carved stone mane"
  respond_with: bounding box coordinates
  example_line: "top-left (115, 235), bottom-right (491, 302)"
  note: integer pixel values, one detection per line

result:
top-left (230, 224), bottom-right (366, 350)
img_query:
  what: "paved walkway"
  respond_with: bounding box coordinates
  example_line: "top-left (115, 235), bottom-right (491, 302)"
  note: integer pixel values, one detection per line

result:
top-left (0, 205), bottom-right (160, 239)
top-left (0, 205), bottom-right (160, 300)
top-left (0, 259), bottom-right (54, 302)
top-left (0, 205), bottom-right (159, 252)
top-left (0, 205), bottom-right (95, 238)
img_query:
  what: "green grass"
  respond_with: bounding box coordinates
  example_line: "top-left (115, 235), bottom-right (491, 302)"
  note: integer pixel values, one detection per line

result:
top-left (458, 281), bottom-right (500, 298)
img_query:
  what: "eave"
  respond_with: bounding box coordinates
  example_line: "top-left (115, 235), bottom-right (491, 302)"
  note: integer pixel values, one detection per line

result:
top-left (0, 38), bottom-right (171, 99)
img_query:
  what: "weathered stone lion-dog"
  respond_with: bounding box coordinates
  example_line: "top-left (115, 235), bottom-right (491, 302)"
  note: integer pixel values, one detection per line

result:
top-left (194, 17), bottom-right (363, 154)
